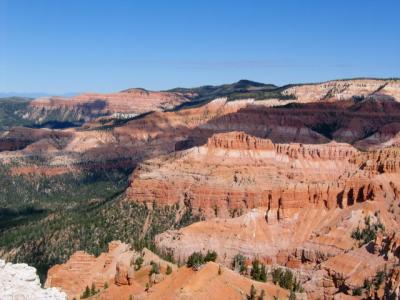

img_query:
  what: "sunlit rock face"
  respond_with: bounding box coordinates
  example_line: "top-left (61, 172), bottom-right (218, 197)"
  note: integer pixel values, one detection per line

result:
top-left (127, 131), bottom-right (399, 218)
top-left (28, 89), bottom-right (191, 123)
top-left (0, 259), bottom-right (66, 300)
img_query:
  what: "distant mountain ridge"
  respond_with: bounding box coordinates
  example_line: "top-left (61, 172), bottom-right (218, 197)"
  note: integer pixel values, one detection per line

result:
top-left (1, 77), bottom-right (400, 131)
top-left (0, 92), bottom-right (79, 98)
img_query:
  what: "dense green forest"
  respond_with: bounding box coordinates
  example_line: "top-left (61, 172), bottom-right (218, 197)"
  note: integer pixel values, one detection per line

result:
top-left (168, 79), bottom-right (296, 110)
top-left (0, 97), bottom-right (33, 130)
top-left (0, 165), bottom-right (198, 282)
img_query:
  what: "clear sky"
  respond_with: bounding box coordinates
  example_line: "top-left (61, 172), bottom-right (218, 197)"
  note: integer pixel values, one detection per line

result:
top-left (1, 0), bottom-right (399, 94)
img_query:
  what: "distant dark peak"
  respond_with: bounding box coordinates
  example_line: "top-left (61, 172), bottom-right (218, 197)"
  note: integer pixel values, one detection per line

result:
top-left (120, 88), bottom-right (149, 94)
top-left (235, 79), bottom-right (266, 87)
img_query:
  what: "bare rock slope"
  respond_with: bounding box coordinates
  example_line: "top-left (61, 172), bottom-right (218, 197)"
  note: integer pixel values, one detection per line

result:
top-left (46, 241), bottom-right (288, 300)
top-left (0, 259), bottom-right (66, 300)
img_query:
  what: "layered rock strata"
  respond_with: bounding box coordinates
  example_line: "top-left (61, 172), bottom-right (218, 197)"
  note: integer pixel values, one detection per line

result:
top-left (28, 89), bottom-right (190, 123)
top-left (127, 131), bottom-right (395, 218)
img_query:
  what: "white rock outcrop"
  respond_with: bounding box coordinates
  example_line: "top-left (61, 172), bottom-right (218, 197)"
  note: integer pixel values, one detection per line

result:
top-left (0, 259), bottom-right (66, 300)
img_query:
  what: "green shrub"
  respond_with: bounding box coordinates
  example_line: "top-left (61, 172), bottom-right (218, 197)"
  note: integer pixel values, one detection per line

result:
top-left (134, 256), bottom-right (144, 270)
top-left (204, 250), bottom-right (217, 262)
top-left (81, 286), bottom-right (90, 299)
top-left (271, 268), bottom-right (303, 292)
top-left (250, 259), bottom-right (267, 282)
top-left (149, 262), bottom-right (160, 276)
top-left (352, 287), bottom-right (362, 296)
top-left (374, 270), bottom-right (385, 289)
top-left (351, 215), bottom-right (385, 246)
top-left (186, 250), bottom-right (217, 269)
top-left (187, 252), bottom-right (204, 268)
top-left (232, 254), bottom-right (246, 274)
top-left (166, 265), bottom-right (172, 275)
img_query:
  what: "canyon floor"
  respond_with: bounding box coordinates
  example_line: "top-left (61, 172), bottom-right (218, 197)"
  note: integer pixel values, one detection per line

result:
top-left (1, 78), bottom-right (400, 299)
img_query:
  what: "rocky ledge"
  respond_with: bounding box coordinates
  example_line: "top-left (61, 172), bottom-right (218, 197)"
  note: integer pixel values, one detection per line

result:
top-left (0, 259), bottom-right (66, 300)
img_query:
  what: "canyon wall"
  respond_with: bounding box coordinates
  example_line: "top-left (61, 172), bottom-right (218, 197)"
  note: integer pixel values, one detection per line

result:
top-left (26, 89), bottom-right (190, 124)
top-left (127, 131), bottom-right (398, 218)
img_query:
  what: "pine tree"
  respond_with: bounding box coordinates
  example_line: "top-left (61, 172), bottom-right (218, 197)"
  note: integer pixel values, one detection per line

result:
top-left (247, 285), bottom-right (257, 300)
top-left (91, 282), bottom-right (96, 295)
top-left (257, 290), bottom-right (265, 300)
top-left (251, 259), bottom-right (266, 282)
top-left (260, 265), bottom-right (267, 282)
top-left (232, 254), bottom-right (246, 274)
top-left (251, 260), bottom-right (261, 280)
top-left (82, 285), bottom-right (90, 299)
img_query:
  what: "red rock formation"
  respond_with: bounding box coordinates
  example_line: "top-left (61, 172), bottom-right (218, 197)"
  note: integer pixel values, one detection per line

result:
top-left (45, 241), bottom-right (176, 299)
top-left (114, 261), bottom-right (134, 286)
top-left (57, 261), bottom-right (290, 300)
top-left (124, 131), bottom-right (400, 298)
top-left (0, 127), bottom-right (72, 152)
top-left (207, 131), bottom-right (274, 150)
top-left (46, 241), bottom-right (291, 300)
top-left (154, 198), bottom-right (398, 298)
top-left (45, 241), bottom-right (135, 298)
top-left (127, 131), bottom-right (384, 218)
top-left (283, 79), bottom-right (400, 103)
top-left (2, 98), bottom-right (254, 175)
top-left (29, 89), bottom-right (190, 119)
top-left (144, 262), bottom-right (289, 300)
top-left (354, 146), bottom-right (400, 174)
top-left (3, 93), bottom-right (400, 181)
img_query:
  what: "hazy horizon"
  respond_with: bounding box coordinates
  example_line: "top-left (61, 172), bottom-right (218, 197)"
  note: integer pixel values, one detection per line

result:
top-left (2, 76), bottom-right (400, 98)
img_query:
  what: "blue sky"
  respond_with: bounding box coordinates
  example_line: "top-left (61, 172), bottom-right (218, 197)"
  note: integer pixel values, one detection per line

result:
top-left (1, 0), bottom-right (399, 94)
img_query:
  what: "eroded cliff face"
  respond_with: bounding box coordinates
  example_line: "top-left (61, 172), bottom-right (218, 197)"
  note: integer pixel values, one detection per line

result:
top-left (127, 131), bottom-right (398, 219)
top-left (26, 89), bottom-right (190, 124)
top-left (1, 98), bottom-right (254, 175)
top-left (15, 79), bottom-right (400, 129)
top-left (197, 98), bottom-right (400, 149)
top-left (128, 131), bottom-right (400, 298)
top-left (3, 89), bottom-right (400, 178)
top-left (282, 79), bottom-right (400, 103)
